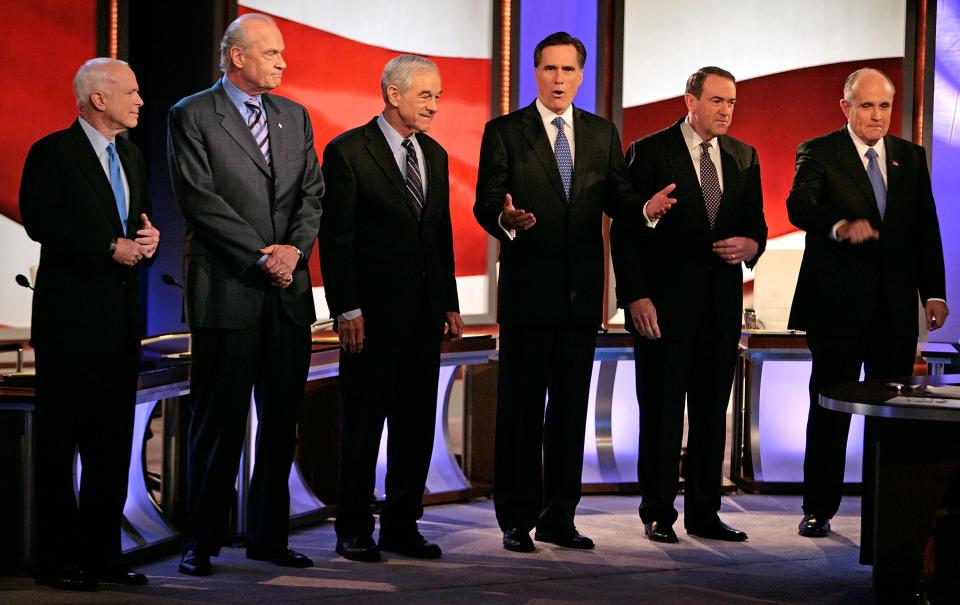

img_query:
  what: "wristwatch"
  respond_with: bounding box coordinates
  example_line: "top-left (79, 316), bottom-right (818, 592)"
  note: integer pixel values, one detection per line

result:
top-left (109, 238), bottom-right (118, 254)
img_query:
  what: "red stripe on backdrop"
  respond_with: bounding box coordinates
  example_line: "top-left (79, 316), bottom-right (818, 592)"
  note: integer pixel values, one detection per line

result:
top-left (0, 1), bottom-right (98, 224)
top-left (241, 9), bottom-right (492, 284)
top-left (622, 59), bottom-right (903, 240)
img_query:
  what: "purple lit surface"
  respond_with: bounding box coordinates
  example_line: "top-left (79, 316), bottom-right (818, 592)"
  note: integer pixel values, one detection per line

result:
top-left (932, 0), bottom-right (960, 343)
top-left (757, 360), bottom-right (864, 483)
top-left (518, 0), bottom-right (597, 113)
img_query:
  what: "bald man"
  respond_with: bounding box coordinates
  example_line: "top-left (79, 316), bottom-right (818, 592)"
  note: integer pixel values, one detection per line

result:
top-left (20, 58), bottom-right (158, 591)
top-left (787, 68), bottom-right (948, 538)
top-left (168, 13), bottom-right (323, 575)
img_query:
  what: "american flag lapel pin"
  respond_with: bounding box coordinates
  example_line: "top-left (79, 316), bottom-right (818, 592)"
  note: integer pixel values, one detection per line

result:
top-left (891, 160), bottom-right (899, 167)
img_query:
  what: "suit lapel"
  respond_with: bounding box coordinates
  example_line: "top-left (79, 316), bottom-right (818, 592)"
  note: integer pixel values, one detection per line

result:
top-left (664, 120), bottom-right (709, 229)
top-left (363, 119), bottom-right (420, 220)
top-left (715, 135), bottom-right (739, 227)
top-left (213, 83), bottom-right (272, 177)
top-left (116, 138), bottom-right (140, 234)
top-left (832, 127), bottom-right (880, 219)
top-left (263, 94), bottom-right (287, 189)
top-left (417, 133), bottom-right (438, 221)
top-left (70, 121), bottom-right (127, 237)
top-left (520, 102), bottom-right (567, 202)
top-left (883, 135), bottom-right (902, 224)
top-left (569, 107), bottom-right (590, 203)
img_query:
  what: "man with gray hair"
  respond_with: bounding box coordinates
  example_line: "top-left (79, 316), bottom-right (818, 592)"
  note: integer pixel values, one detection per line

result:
top-left (168, 12), bottom-right (323, 575)
top-left (21, 57), bottom-right (158, 590)
top-left (788, 67), bottom-right (948, 539)
top-left (319, 54), bottom-right (462, 562)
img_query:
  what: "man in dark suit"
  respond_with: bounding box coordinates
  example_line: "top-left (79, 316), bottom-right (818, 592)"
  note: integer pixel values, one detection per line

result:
top-left (319, 55), bottom-right (462, 563)
top-left (474, 32), bottom-right (642, 553)
top-left (20, 58), bottom-right (158, 590)
top-left (611, 66), bottom-right (766, 544)
top-left (788, 68), bottom-right (948, 538)
top-left (167, 13), bottom-right (323, 575)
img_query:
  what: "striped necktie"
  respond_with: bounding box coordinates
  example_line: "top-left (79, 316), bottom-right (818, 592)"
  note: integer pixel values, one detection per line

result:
top-left (244, 99), bottom-right (271, 166)
top-left (401, 138), bottom-right (424, 219)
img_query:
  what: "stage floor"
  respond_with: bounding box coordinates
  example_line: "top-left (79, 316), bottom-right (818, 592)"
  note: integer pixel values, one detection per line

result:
top-left (1, 494), bottom-right (872, 604)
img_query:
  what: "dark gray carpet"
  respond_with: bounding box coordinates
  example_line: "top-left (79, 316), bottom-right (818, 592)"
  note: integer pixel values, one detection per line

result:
top-left (0, 494), bottom-right (872, 604)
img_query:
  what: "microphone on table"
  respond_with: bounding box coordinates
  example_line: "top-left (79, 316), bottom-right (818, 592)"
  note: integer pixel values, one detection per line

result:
top-left (161, 274), bottom-right (184, 289)
top-left (15, 274), bottom-right (33, 290)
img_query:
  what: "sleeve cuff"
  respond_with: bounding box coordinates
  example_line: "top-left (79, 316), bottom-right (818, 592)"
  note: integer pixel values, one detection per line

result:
top-left (338, 308), bottom-right (362, 321)
top-left (830, 220), bottom-right (847, 242)
top-left (497, 211), bottom-right (516, 241)
top-left (642, 200), bottom-right (659, 228)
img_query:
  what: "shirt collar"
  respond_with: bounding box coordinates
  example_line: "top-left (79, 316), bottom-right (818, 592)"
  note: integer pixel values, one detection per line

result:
top-left (78, 116), bottom-right (113, 154)
top-left (535, 98), bottom-right (575, 130)
top-left (846, 124), bottom-right (886, 160)
top-left (221, 75), bottom-right (261, 114)
top-left (681, 115), bottom-right (717, 152)
top-left (377, 113), bottom-right (415, 148)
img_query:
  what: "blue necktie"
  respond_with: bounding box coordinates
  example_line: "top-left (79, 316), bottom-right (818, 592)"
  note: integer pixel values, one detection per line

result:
top-left (107, 143), bottom-right (127, 234)
top-left (552, 116), bottom-right (572, 200)
top-left (865, 147), bottom-right (886, 219)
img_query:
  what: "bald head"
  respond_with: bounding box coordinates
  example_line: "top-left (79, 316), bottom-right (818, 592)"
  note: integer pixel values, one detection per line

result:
top-left (840, 68), bottom-right (895, 146)
top-left (221, 13), bottom-right (286, 95)
top-left (843, 68), bottom-right (895, 104)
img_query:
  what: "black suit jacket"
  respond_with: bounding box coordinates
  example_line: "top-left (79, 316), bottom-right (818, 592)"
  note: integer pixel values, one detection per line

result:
top-left (474, 102), bottom-right (641, 326)
top-left (168, 80), bottom-right (324, 329)
top-left (787, 127), bottom-right (946, 339)
top-left (319, 118), bottom-right (459, 338)
top-left (611, 118), bottom-right (767, 342)
top-left (20, 120), bottom-right (148, 353)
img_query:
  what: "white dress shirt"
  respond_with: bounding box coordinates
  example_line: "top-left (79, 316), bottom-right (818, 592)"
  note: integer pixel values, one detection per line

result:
top-left (643, 116), bottom-right (722, 228)
top-left (498, 99), bottom-right (576, 239)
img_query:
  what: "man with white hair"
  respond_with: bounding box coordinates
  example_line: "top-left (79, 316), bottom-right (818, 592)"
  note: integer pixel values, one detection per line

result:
top-left (788, 67), bottom-right (948, 538)
top-left (20, 57), bottom-right (158, 591)
top-left (320, 54), bottom-right (462, 562)
top-left (168, 13), bottom-right (323, 576)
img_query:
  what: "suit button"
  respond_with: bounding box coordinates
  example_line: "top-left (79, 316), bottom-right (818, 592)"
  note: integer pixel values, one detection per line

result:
top-left (570, 290), bottom-right (577, 301)
top-left (271, 208), bottom-right (279, 215)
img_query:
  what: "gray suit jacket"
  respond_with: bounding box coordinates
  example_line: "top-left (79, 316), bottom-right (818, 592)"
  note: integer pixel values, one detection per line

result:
top-left (167, 80), bottom-right (324, 329)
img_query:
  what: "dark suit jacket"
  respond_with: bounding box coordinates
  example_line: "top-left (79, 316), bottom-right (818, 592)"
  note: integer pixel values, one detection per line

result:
top-left (20, 120), bottom-right (148, 353)
top-left (610, 118), bottom-right (767, 342)
top-left (787, 127), bottom-right (946, 339)
top-left (319, 118), bottom-right (459, 338)
top-left (167, 80), bottom-right (324, 329)
top-left (474, 101), bottom-right (641, 326)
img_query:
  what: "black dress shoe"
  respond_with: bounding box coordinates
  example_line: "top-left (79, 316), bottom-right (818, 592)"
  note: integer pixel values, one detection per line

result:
top-left (798, 514), bottom-right (831, 538)
top-left (685, 518), bottom-right (748, 542)
top-left (534, 526), bottom-right (595, 549)
top-left (502, 528), bottom-right (535, 552)
top-left (35, 566), bottom-right (98, 591)
top-left (336, 536), bottom-right (382, 562)
top-left (179, 549), bottom-right (213, 576)
top-left (379, 531), bottom-right (442, 559)
top-left (643, 521), bottom-right (679, 543)
top-left (247, 546), bottom-right (314, 568)
top-left (98, 568), bottom-right (148, 585)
